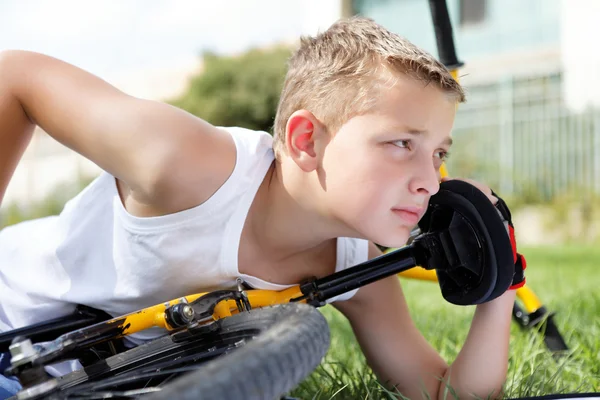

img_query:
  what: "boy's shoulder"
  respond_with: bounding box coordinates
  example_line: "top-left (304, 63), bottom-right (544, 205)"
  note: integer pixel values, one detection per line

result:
top-left (216, 126), bottom-right (274, 154)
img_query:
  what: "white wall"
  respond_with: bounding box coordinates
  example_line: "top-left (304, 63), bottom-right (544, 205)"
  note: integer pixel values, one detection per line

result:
top-left (561, 0), bottom-right (600, 112)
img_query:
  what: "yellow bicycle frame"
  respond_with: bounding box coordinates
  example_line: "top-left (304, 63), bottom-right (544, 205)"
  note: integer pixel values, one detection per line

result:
top-left (95, 287), bottom-right (306, 337)
top-left (88, 275), bottom-right (542, 339)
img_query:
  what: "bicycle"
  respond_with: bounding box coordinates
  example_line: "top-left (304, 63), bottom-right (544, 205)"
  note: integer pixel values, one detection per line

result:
top-left (0, 178), bottom-right (524, 399)
top-left (0, 1), bottom-right (571, 399)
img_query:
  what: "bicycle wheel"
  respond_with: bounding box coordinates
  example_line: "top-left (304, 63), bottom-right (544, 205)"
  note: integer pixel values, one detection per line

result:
top-left (33, 303), bottom-right (329, 400)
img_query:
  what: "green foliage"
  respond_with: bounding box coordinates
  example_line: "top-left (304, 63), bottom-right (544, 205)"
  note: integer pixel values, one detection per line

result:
top-left (170, 47), bottom-right (292, 134)
top-left (293, 245), bottom-right (600, 398)
top-left (0, 175), bottom-right (95, 228)
top-left (540, 190), bottom-right (600, 244)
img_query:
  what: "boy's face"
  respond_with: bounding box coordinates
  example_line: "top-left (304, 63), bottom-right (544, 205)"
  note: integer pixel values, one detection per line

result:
top-left (320, 77), bottom-right (456, 248)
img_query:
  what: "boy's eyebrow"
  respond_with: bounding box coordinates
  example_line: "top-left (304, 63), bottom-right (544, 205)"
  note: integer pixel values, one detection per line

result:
top-left (442, 136), bottom-right (453, 146)
top-left (403, 128), bottom-right (453, 146)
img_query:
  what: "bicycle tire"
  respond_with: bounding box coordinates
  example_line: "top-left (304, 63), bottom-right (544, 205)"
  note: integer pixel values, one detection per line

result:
top-left (146, 302), bottom-right (330, 400)
top-left (37, 303), bottom-right (329, 400)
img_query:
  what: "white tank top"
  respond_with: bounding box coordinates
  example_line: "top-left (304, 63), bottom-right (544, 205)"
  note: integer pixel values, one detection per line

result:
top-left (0, 127), bottom-right (369, 342)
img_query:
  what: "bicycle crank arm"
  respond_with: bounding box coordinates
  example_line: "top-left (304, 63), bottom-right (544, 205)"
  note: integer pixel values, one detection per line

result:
top-left (294, 244), bottom-right (424, 305)
top-left (296, 180), bottom-right (516, 307)
top-left (293, 217), bottom-right (479, 306)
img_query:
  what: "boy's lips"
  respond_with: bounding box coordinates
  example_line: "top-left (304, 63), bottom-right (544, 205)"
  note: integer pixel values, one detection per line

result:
top-left (391, 206), bottom-right (425, 225)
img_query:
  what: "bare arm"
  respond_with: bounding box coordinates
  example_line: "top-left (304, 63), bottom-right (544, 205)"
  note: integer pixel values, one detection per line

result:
top-left (334, 242), bottom-right (513, 399)
top-left (439, 289), bottom-right (515, 400)
top-left (0, 54), bottom-right (36, 205)
top-left (0, 50), bottom-right (235, 215)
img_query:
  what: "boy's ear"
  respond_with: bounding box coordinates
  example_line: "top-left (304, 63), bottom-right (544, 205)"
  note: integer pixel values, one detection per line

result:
top-left (285, 110), bottom-right (327, 172)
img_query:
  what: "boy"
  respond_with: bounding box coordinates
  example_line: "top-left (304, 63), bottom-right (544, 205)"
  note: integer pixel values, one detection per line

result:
top-left (0, 17), bottom-right (519, 399)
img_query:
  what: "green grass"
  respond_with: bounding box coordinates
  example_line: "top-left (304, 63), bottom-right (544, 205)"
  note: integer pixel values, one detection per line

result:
top-left (291, 245), bottom-right (600, 399)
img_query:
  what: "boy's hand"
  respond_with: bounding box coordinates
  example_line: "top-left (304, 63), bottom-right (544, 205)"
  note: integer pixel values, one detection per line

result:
top-left (441, 177), bottom-right (526, 290)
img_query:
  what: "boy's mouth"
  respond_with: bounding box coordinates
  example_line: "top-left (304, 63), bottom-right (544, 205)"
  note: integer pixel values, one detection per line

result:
top-left (391, 206), bottom-right (425, 225)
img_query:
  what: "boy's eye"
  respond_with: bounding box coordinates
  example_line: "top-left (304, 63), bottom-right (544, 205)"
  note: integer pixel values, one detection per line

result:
top-left (434, 150), bottom-right (450, 161)
top-left (391, 140), bottom-right (411, 149)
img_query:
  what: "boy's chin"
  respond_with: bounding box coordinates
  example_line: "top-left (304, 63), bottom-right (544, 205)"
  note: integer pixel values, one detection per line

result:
top-left (367, 229), bottom-right (412, 249)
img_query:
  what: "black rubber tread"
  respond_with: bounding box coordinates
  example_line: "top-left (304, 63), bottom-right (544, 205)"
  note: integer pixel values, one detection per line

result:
top-left (146, 303), bottom-right (330, 400)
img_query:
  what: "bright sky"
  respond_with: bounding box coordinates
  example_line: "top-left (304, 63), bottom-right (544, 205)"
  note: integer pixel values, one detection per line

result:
top-left (0, 1), bottom-right (343, 204)
top-left (0, 0), bottom-right (339, 82)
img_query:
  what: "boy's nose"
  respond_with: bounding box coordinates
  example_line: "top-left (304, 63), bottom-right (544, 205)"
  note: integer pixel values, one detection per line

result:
top-left (408, 160), bottom-right (440, 196)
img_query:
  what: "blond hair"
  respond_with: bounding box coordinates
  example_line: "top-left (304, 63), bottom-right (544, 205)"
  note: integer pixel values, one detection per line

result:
top-left (272, 16), bottom-right (465, 156)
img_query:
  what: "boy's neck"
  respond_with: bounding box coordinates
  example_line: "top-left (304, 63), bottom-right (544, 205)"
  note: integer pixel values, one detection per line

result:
top-left (244, 161), bottom-right (342, 261)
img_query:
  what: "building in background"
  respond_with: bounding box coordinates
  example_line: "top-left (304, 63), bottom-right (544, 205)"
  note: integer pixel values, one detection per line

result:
top-left (352, 0), bottom-right (600, 199)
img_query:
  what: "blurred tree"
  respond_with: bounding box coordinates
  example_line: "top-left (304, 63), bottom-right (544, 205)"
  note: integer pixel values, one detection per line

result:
top-left (0, 175), bottom-right (95, 228)
top-left (170, 46), bottom-right (292, 134)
